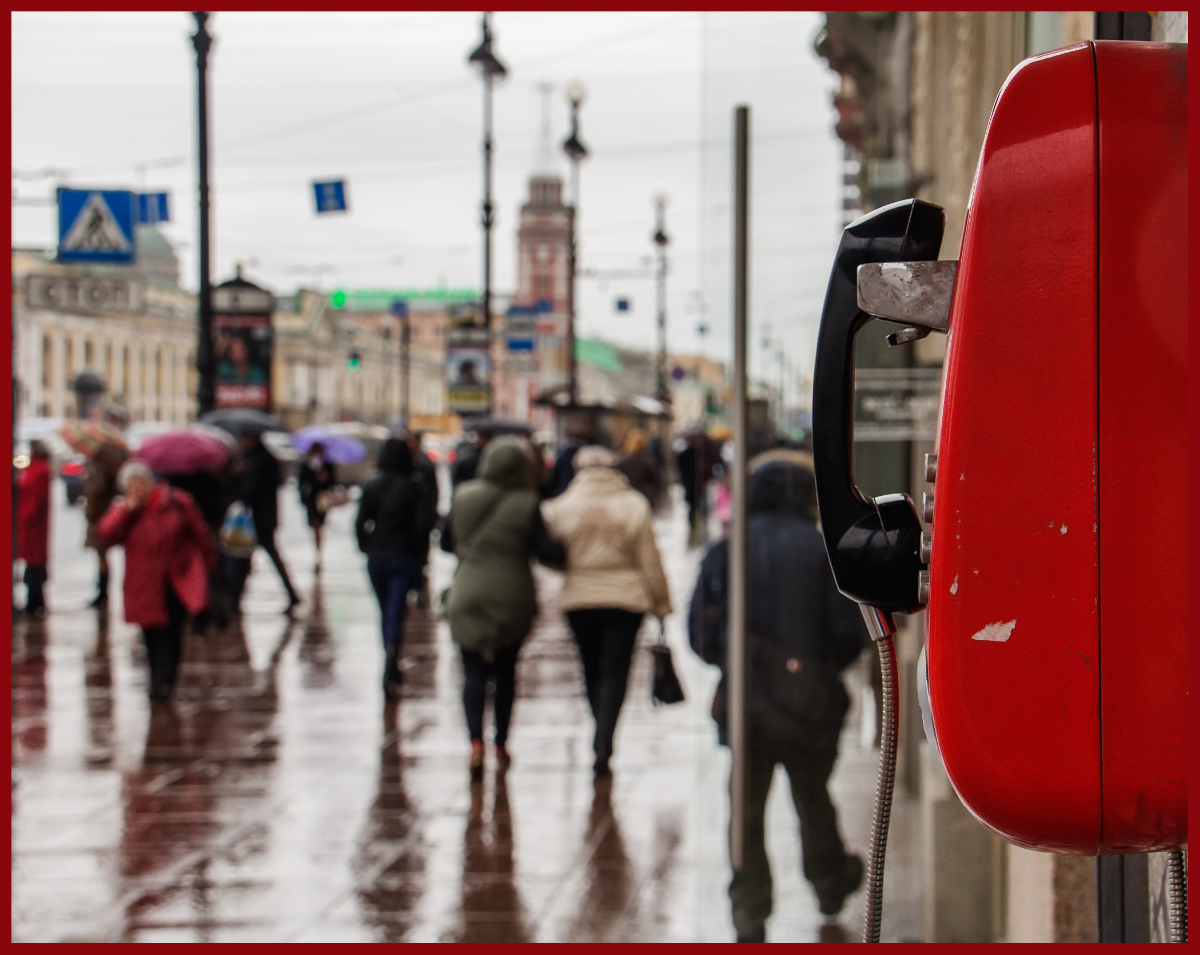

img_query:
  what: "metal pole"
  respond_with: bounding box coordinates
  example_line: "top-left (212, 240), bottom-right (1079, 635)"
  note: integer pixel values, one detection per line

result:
top-left (192, 12), bottom-right (214, 417)
top-left (655, 197), bottom-right (669, 402)
top-left (567, 161), bottom-right (578, 406)
top-left (481, 71), bottom-right (494, 415)
top-left (400, 313), bottom-right (410, 421)
top-left (729, 104), bottom-right (750, 872)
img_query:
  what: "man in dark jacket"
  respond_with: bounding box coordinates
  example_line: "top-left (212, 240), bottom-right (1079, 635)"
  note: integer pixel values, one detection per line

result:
top-left (235, 432), bottom-right (300, 614)
top-left (688, 459), bottom-right (866, 940)
top-left (356, 438), bottom-right (438, 699)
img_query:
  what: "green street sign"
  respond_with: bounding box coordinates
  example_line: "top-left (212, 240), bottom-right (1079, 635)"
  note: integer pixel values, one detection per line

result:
top-left (329, 288), bottom-right (479, 311)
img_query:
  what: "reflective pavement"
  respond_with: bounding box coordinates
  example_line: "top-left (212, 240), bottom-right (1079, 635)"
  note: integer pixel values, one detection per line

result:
top-left (12, 480), bottom-right (921, 942)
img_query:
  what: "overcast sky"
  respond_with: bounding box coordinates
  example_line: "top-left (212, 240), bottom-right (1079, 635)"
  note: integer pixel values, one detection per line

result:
top-left (12, 11), bottom-right (841, 384)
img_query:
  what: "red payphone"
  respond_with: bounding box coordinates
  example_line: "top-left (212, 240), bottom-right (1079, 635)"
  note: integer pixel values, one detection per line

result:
top-left (812, 41), bottom-right (1186, 940)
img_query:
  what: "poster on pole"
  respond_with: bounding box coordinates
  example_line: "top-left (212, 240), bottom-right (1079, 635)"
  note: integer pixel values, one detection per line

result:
top-left (212, 277), bottom-right (275, 410)
top-left (446, 344), bottom-right (492, 415)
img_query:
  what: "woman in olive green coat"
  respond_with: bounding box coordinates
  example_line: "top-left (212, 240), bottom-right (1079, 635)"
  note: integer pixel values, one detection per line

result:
top-left (442, 437), bottom-right (563, 779)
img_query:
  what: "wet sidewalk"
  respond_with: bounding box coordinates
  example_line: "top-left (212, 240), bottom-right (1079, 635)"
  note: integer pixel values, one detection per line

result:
top-left (12, 482), bottom-right (922, 942)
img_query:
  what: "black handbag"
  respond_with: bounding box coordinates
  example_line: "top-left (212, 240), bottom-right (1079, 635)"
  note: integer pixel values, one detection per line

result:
top-left (649, 619), bottom-right (686, 706)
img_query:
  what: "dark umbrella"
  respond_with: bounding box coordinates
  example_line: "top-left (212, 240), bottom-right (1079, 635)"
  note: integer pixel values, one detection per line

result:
top-left (290, 425), bottom-right (367, 465)
top-left (133, 430), bottom-right (231, 475)
top-left (460, 416), bottom-right (533, 437)
top-left (199, 408), bottom-right (285, 437)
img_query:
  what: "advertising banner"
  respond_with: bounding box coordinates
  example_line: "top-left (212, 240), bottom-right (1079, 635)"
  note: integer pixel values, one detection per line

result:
top-left (446, 343), bottom-right (492, 415)
top-left (214, 313), bottom-right (273, 410)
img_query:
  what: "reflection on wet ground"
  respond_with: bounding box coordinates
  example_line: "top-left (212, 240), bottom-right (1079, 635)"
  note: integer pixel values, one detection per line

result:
top-left (12, 484), bottom-right (921, 941)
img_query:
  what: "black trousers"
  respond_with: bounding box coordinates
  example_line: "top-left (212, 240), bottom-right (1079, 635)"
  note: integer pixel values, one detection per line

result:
top-left (23, 564), bottom-right (47, 614)
top-left (461, 644), bottom-right (521, 747)
top-left (566, 608), bottom-right (644, 765)
top-left (728, 743), bottom-right (849, 936)
top-left (142, 586), bottom-right (188, 694)
top-left (258, 528), bottom-right (299, 601)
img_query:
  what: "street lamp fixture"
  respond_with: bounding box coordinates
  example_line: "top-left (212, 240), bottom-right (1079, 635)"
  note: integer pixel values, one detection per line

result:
top-left (653, 193), bottom-right (670, 402)
top-left (562, 80), bottom-right (588, 406)
top-left (467, 12), bottom-right (506, 413)
top-left (191, 11), bottom-right (215, 415)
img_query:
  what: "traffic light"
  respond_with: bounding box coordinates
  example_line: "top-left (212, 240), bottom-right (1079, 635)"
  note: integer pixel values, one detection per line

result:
top-left (347, 351), bottom-right (361, 371)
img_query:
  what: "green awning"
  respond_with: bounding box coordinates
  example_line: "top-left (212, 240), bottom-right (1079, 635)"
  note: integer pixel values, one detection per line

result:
top-left (575, 338), bottom-right (622, 374)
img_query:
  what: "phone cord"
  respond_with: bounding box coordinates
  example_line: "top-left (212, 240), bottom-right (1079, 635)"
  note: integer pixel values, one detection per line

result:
top-left (1167, 849), bottom-right (1188, 942)
top-left (863, 632), bottom-right (898, 943)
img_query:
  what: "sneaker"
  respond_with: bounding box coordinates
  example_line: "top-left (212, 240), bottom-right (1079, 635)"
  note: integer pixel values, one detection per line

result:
top-left (382, 649), bottom-right (402, 701)
top-left (816, 853), bottom-right (865, 916)
top-left (495, 745), bottom-right (511, 772)
top-left (469, 741), bottom-right (485, 782)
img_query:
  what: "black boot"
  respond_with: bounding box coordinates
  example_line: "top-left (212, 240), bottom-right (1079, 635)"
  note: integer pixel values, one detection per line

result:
top-left (382, 646), bottom-right (403, 701)
top-left (90, 572), bottom-right (109, 609)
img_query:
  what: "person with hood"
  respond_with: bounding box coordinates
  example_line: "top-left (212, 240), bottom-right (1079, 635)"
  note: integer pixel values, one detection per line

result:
top-left (297, 441), bottom-right (338, 572)
top-left (355, 438), bottom-right (438, 700)
top-left (17, 440), bottom-right (53, 618)
top-left (441, 437), bottom-right (564, 780)
top-left (687, 458), bottom-right (866, 940)
top-left (540, 445), bottom-right (673, 779)
top-left (546, 416), bottom-right (595, 499)
top-left (96, 460), bottom-right (217, 701)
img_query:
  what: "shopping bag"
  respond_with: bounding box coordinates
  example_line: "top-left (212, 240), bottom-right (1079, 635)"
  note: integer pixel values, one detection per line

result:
top-left (218, 502), bottom-right (257, 558)
top-left (649, 619), bottom-right (686, 706)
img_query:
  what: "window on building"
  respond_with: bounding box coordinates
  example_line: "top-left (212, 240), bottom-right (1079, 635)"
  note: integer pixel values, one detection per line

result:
top-left (103, 341), bottom-right (112, 384)
top-left (536, 275), bottom-right (551, 297)
top-left (65, 338), bottom-right (74, 377)
top-left (124, 345), bottom-right (132, 400)
top-left (84, 337), bottom-right (94, 367)
top-left (41, 335), bottom-right (51, 388)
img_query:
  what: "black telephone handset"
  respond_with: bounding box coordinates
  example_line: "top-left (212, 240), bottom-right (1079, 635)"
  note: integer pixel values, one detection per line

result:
top-left (812, 199), bottom-right (945, 615)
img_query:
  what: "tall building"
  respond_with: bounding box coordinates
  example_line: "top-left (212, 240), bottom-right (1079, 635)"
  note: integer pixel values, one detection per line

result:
top-left (493, 174), bottom-right (571, 426)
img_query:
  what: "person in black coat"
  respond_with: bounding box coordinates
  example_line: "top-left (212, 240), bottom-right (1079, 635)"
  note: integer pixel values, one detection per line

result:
top-left (232, 432), bottom-right (300, 614)
top-left (356, 438), bottom-right (438, 700)
top-left (297, 441), bottom-right (338, 572)
top-left (688, 459), bottom-right (867, 940)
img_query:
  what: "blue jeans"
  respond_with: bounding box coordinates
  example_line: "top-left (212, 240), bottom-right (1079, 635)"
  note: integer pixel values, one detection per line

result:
top-left (367, 556), bottom-right (421, 651)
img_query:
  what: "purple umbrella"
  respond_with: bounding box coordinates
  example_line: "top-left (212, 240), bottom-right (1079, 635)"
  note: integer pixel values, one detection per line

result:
top-left (290, 425), bottom-right (368, 464)
top-left (133, 429), bottom-right (231, 475)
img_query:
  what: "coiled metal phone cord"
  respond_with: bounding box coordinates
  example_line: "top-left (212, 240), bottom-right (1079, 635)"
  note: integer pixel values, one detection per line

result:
top-left (860, 606), bottom-right (899, 943)
top-left (1167, 849), bottom-right (1187, 942)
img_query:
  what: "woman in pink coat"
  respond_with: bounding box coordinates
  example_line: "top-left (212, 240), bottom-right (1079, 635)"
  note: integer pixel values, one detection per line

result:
top-left (97, 460), bottom-right (216, 701)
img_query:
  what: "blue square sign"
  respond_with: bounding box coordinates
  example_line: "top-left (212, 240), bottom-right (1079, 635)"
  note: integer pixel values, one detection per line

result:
top-left (313, 180), bottom-right (348, 213)
top-left (137, 192), bottom-right (170, 225)
top-left (57, 189), bottom-right (136, 263)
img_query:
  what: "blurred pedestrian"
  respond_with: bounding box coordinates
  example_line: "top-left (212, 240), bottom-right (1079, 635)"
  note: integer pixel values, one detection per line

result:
top-left (442, 437), bottom-right (564, 780)
top-left (164, 468), bottom-right (226, 634)
top-left (402, 428), bottom-right (437, 604)
top-left (17, 440), bottom-right (53, 618)
top-left (451, 429), bottom-right (492, 488)
top-left (687, 459), bottom-right (866, 940)
top-left (97, 461), bottom-right (216, 701)
top-left (232, 431), bottom-right (300, 614)
top-left (616, 427), bottom-right (662, 506)
top-left (546, 415), bottom-right (594, 498)
top-left (355, 438), bottom-right (438, 700)
top-left (297, 440), bottom-right (338, 572)
top-left (541, 445), bottom-right (673, 779)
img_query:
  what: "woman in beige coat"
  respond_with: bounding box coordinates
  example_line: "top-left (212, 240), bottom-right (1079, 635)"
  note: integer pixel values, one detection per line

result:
top-left (541, 445), bottom-right (672, 778)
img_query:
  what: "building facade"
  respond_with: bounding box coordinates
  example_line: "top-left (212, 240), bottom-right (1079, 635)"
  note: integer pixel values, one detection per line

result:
top-left (13, 228), bottom-right (197, 424)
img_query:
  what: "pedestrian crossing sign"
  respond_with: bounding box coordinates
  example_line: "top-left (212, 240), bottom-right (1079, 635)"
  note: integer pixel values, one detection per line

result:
top-left (57, 188), bottom-right (136, 263)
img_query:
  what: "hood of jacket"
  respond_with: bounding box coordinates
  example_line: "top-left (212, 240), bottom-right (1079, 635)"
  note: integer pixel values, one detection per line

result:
top-left (478, 437), bottom-right (531, 490)
top-left (377, 437), bottom-right (413, 475)
top-left (750, 460), bottom-right (815, 520)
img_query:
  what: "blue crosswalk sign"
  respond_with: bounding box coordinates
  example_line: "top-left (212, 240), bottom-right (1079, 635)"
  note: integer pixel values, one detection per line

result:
top-left (137, 192), bottom-right (170, 225)
top-left (57, 189), bottom-right (136, 263)
top-left (313, 180), bottom-right (348, 213)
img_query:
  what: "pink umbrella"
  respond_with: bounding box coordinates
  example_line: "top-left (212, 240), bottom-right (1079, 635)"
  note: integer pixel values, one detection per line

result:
top-left (133, 429), bottom-right (231, 475)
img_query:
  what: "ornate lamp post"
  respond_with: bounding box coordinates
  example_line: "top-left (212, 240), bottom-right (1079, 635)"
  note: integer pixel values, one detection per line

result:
top-left (562, 82), bottom-right (588, 406)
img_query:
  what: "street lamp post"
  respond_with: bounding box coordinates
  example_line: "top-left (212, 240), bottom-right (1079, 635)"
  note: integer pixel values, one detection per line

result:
top-left (467, 12), bottom-right (507, 414)
top-left (653, 194), bottom-right (670, 403)
top-left (562, 83), bottom-right (588, 406)
top-left (192, 11), bottom-right (215, 416)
